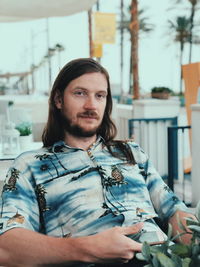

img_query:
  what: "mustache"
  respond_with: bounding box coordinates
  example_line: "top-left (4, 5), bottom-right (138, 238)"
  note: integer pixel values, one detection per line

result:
top-left (77, 110), bottom-right (99, 119)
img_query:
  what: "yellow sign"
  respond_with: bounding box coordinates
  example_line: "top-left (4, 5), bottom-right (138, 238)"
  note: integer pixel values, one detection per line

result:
top-left (93, 12), bottom-right (116, 44)
top-left (92, 42), bottom-right (103, 58)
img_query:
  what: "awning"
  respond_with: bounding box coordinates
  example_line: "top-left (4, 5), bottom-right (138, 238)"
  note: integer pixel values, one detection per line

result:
top-left (0, 0), bottom-right (97, 22)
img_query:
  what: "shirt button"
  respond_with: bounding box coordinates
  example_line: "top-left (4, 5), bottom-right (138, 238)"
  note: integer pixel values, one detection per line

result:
top-left (113, 211), bottom-right (120, 216)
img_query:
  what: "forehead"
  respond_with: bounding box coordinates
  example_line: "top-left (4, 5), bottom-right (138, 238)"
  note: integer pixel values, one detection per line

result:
top-left (66, 72), bottom-right (108, 92)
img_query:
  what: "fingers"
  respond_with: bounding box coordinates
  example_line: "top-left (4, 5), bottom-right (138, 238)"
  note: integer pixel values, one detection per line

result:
top-left (120, 223), bottom-right (143, 252)
top-left (122, 222), bottom-right (144, 236)
top-left (131, 240), bottom-right (142, 251)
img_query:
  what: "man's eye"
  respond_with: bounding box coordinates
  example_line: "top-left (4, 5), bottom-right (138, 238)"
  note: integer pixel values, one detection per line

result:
top-left (74, 91), bottom-right (85, 96)
top-left (96, 94), bottom-right (106, 99)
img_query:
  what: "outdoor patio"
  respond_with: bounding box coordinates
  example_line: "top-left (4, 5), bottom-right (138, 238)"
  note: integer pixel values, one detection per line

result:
top-left (1, 1), bottom-right (200, 266)
top-left (0, 96), bottom-right (197, 209)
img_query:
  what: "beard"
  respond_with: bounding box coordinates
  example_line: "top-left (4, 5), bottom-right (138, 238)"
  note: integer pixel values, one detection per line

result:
top-left (60, 110), bottom-right (102, 138)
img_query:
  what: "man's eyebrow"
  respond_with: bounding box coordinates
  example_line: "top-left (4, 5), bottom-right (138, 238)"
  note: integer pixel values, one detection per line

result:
top-left (73, 87), bottom-right (87, 90)
top-left (97, 90), bottom-right (107, 95)
top-left (73, 87), bottom-right (107, 93)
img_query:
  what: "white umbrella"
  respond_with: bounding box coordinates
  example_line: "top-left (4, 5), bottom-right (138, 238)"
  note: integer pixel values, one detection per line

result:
top-left (0, 0), bottom-right (97, 22)
top-left (0, 0), bottom-right (97, 92)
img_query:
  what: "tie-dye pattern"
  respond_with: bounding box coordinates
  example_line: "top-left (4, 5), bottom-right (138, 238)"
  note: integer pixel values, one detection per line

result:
top-left (0, 137), bottom-right (189, 238)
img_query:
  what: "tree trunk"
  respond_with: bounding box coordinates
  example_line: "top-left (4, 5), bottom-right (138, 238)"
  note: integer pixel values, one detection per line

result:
top-left (188, 3), bottom-right (195, 63)
top-left (88, 9), bottom-right (93, 58)
top-left (130, 0), bottom-right (139, 100)
top-left (120, 0), bottom-right (124, 102)
top-left (180, 41), bottom-right (184, 94)
top-left (129, 45), bottom-right (133, 95)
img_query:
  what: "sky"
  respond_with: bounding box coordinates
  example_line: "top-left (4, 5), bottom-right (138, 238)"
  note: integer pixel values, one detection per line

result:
top-left (0, 0), bottom-right (199, 95)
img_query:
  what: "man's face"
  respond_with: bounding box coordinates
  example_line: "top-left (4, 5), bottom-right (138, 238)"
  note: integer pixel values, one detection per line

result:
top-left (55, 72), bottom-right (108, 138)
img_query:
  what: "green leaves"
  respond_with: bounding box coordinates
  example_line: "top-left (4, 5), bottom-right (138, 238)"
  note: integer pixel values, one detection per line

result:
top-left (186, 217), bottom-right (199, 226)
top-left (15, 122), bottom-right (32, 136)
top-left (151, 86), bottom-right (173, 94)
top-left (171, 254), bottom-right (184, 266)
top-left (196, 201), bottom-right (200, 222)
top-left (142, 242), bottom-right (152, 262)
top-left (170, 243), bottom-right (191, 257)
top-left (188, 225), bottom-right (200, 233)
top-left (139, 201), bottom-right (200, 267)
top-left (182, 258), bottom-right (191, 267)
top-left (156, 252), bottom-right (176, 267)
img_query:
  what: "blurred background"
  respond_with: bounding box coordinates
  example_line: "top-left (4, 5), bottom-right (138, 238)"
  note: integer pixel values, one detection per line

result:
top-left (1, 0), bottom-right (200, 99)
top-left (1, 0), bottom-right (200, 207)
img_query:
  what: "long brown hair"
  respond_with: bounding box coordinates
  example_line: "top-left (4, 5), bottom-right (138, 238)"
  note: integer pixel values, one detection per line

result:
top-left (42, 58), bottom-right (117, 147)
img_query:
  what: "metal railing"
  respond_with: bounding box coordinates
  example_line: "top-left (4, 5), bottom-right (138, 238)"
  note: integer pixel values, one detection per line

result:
top-left (128, 117), bottom-right (178, 178)
top-left (168, 125), bottom-right (191, 204)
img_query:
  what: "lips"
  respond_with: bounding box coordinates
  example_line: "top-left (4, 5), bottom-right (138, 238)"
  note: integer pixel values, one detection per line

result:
top-left (79, 115), bottom-right (98, 119)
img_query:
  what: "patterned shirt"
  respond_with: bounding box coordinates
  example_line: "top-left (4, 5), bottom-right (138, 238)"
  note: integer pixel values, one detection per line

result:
top-left (0, 137), bottom-right (189, 239)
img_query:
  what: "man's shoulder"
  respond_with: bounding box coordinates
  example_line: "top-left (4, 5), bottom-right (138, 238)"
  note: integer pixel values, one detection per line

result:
top-left (111, 139), bottom-right (148, 164)
top-left (15, 146), bottom-right (51, 163)
top-left (111, 139), bottom-right (140, 150)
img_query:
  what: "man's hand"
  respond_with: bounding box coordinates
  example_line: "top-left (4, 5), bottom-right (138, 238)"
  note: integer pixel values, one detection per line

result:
top-left (169, 210), bottom-right (197, 244)
top-left (70, 222), bottom-right (143, 264)
top-left (0, 224), bottom-right (143, 266)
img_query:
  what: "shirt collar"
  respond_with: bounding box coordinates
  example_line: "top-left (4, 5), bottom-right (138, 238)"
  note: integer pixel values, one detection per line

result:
top-left (52, 136), bottom-right (104, 153)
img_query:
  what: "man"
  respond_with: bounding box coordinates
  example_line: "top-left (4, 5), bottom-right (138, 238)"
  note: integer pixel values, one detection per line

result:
top-left (0, 58), bottom-right (195, 266)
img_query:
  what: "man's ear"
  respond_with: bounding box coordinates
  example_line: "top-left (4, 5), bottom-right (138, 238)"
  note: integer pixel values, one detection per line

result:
top-left (54, 92), bottom-right (62, 109)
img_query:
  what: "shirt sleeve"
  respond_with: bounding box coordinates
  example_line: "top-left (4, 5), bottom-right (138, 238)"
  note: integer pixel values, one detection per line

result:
top-left (0, 154), bottom-right (41, 235)
top-left (128, 141), bottom-right (190, 221)
top-left (145, 159), bottom-right (190, 221)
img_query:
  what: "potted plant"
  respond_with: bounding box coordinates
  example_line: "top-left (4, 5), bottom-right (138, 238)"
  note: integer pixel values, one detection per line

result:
top-left (151, 87), bottom-right (173, 99)
top-left (15, 122), bottom-right (33, 151)
top-left (137, 201), bottom-right (200, 267)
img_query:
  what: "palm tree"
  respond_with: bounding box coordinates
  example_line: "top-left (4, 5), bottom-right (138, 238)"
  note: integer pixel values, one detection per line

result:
top-left (119, 0), bottom-right (125, 100)
top-left (118, 2), bottom-right (153, 99)
top-left (88, 8), bottom-right (93, 58)
top-left (130, 5), bottom-right (153, 99)
top-left (168, 16), bottom-right (191, 94)
top-left (187, 0), bottom-right (198, 62)
top-left (88, 1), bottom-right (99, 59)
top-left (174, 0), bottom-right (200, 62)
top-left (130, 0), bottom-right (139, 99)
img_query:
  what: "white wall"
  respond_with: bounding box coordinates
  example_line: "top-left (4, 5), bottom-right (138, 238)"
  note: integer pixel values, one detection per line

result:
top-left (191, 104), bottom-right (200, 206)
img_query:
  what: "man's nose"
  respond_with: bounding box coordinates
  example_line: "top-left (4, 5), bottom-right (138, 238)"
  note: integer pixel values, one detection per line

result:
top-left (83, 96), bottom-right (96, 109)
